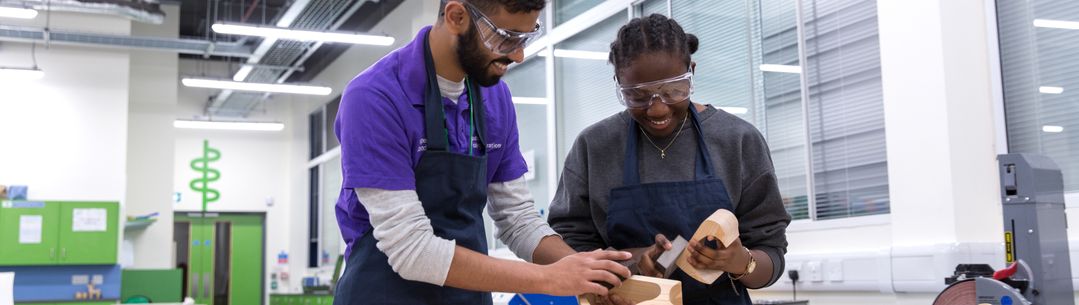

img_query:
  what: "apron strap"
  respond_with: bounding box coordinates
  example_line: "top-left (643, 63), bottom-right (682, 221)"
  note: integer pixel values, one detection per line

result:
top-left (622, 104), bottom-right (719, 186)
top-left (622, 117), bottom-right (642, 186)
top-left (422, 30), bottom-right (449, 152)
top-left (422, 30), bottom-right (487, 154)
top-left (466, 78), bottom-right (487, 155)
top-left (688, 104), bottom-right (716, 180)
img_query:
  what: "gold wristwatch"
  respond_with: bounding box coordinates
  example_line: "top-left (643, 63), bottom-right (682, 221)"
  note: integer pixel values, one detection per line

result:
top-left (731, 247), bottom-right (756, 280)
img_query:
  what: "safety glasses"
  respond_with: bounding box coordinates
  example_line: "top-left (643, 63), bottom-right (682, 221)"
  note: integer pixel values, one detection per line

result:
top-left (462, 1), bottom-right (544, 55)
top-left (615, 71), bottom-right (694, 109)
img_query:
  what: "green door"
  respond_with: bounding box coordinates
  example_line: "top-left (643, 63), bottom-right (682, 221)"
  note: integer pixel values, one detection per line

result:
top-left (175, 213), bottom-right (265, 305)
top-left (0, 201), bottom-right (60, 265)
top-left (56, 201), bottom-right (119, 265)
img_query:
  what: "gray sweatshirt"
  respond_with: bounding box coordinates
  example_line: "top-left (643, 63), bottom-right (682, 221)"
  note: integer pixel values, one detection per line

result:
top-left (548, 105), bottom-right (791, 287)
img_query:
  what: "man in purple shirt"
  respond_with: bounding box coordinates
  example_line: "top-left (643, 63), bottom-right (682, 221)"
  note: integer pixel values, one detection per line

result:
top-left (332, 1), bottom-right (632, 304)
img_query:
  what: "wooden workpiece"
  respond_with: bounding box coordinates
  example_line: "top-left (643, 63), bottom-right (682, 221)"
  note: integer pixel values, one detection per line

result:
top-left (579, 275), bottom-right (683, 305)
top-left (674, 209), bottom-right (739, 284)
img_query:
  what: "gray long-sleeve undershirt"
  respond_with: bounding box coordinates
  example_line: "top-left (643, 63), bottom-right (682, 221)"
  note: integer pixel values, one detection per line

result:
top-left (356, 176), bottom-right (557, 286)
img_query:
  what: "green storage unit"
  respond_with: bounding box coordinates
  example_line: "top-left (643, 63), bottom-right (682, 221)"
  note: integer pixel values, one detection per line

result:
top-left (120, 269), bottom-right (183, 303)
top-left (0, 201), bottom-right (118, 266)
top-left (0, 201), bottom-right (60, 265)
top-left (57, 202), bottom-right (119, 265)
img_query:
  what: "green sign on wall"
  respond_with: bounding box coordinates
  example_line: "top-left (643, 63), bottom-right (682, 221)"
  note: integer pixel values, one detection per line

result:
top-left (189, 140), bottom-right (221, 212)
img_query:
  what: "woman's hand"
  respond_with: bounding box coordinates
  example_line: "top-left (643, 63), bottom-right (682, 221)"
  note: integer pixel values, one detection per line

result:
top-left (635, 234), bottom-right (673, 278)
top-left (686, 236), bottom-right (751, 274)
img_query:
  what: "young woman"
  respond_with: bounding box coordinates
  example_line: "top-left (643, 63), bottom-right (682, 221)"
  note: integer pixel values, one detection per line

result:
top-left (549, 14), bottom-right (791, 305)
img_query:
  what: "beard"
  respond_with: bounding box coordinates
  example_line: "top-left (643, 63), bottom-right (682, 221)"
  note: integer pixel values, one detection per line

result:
top-left (457, 24), bottom-right (512, 87)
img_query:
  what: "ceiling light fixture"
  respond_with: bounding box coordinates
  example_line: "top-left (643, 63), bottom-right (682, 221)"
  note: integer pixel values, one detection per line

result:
top-left (759, 64), bottom-right (802, 74)
top-left (174, 120), bottom-right (285, 131)
top-left (0, 67), bottom-right (44, 80)
top-left (1039, 86), bottom-right (1064, 94)
top-left (182, 78), bottom-right (332, 96)
top-left (1042, 125), bottom-right (1064, 133)
top-left (211, 23), bottom-right (395, 46)
top-left (538, 49), bottom-right (610, 61)
top-left (1033, 19), bottom-right (1079, 30)
top-left (0, 6), bottom-right (38, 19)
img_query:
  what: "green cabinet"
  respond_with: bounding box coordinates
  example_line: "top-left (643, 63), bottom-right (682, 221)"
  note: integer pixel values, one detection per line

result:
top-left (58, 202), bottom-right (119, 264)
top-left (0, 201), bottom-right (119, 266)
top-left (0, 201), bottom-right (60, 265)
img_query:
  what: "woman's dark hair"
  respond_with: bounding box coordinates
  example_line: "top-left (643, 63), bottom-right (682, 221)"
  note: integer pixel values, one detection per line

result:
top-left (608, 14), bottom-right (699, 74)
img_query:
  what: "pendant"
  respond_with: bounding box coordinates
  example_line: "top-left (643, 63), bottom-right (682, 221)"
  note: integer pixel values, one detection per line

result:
top-left (660, 151), bottom-right (666, 159)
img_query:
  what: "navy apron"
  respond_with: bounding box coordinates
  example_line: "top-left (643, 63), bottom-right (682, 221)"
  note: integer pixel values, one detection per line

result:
top-left (333, 30), bottom-right (492, 305)
top-left (606, 105), bottom-right (752, 305)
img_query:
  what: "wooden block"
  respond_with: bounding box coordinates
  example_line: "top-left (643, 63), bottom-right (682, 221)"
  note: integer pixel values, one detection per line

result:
top-left (579, 275), bottom-right (683, 305)
top-left (655, 236), bottom-right (688, 278)
top-left (674, 209), bottom-right (739, 284)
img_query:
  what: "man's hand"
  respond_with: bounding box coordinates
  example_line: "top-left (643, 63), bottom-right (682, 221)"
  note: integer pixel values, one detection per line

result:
top-left (687, 236), bottom-right (751, 274)
top-left (539, 249), bottom-right (633, 296)
top-left (586, 293), bottom-right (636, 305)
top-left (635, 234), bottom-right (673, 278)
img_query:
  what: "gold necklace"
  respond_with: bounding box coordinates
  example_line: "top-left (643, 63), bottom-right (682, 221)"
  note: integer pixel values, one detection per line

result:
top-left (639, 112), bottom-right (689, 159)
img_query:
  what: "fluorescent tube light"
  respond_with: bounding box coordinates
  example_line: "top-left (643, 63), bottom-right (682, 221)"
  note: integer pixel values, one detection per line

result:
top-left (1043, 125), bottom-right (1064, 133)
top-left (719, 107), bottom-right (749, 114)
top-left (512, 97), bottom-right (549, 105)
top-left (182, 78), bottom-right (332, 96)
top-left (212, 23), bottom-right (395, 46)
top-left (174, 120), bottom-right (285, 131)
top-left (1033, 19), bottom-right (1079, 30)
top-left (0, 67), bottom-right (44, 80)
top-left (1039, 86), bottom-right (1064, 94)
top-left (0, 7), bottom-right (38, 19)
top-left (538, 49), bottom-right (610, 61)
top-left (759, 64), bottom-right (802, 74)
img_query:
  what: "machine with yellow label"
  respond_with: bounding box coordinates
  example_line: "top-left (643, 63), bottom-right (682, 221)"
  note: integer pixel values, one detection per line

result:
top-left (934, 154), bottom-right (1073, 305)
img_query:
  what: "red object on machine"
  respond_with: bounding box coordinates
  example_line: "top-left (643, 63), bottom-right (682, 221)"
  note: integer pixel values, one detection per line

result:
top-left (993, 262), bottom-right (1019, 280)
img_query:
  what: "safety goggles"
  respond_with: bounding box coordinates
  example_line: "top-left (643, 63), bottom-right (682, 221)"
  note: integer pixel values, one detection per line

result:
top-left (615, 71), bottom-right (694, 109)
top-left (462, 1), bottom-right (544, 55)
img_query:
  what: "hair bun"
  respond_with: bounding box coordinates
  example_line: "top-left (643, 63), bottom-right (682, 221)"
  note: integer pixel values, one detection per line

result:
top-left (686, 34), bottom-right (699, 54)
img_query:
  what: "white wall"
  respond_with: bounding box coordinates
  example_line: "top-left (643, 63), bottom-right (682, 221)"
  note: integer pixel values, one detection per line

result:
top-left (125, 4), bottom-right (180, 269)
top-left (0, 14), bottom-right (131, 203)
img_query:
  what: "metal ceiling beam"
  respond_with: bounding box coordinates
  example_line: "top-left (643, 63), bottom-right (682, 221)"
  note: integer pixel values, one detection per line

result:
top-left (0, 25), bottom-right (252, 57)
top-left (207, 0), bottom-right (316, 112)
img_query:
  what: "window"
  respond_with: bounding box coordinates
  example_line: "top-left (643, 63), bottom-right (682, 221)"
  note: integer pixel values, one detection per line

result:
top-left (997, 0), bottom-right (1079, 192)
top-left (308, 99), bottom-right (343, 267)
top-left (554, 13), bottom-right (625, 168)
top-left (800, 0), bottom-right (889, 219)
top-left (634, 0), bottom-right (667, 17)
top-left (555, 0), bottom-right (603, 26)
top-left (670, 0), bottom-right (889, 220)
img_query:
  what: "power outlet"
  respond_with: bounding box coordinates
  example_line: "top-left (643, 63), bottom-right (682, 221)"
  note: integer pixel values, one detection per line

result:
top-left (825, 260), bottom-right (843, 282)
top-left (806, 261), bottom-right (823, 282)
top-left (71, 275), bottom-right (89, 285)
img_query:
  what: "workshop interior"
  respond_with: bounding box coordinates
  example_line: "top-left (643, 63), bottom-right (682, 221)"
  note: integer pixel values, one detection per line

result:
top-left (1, 0), bottom-right (1077, 305)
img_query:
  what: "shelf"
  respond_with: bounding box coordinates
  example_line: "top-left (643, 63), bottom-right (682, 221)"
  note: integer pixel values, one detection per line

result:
top-left (124, 218), bottom-right (157, 231)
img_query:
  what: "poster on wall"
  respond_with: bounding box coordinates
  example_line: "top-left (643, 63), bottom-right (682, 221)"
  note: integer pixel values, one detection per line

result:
top-left (72, 208), bottom-right (107, 232)
top-left (18, 215), bottom-right (42, 244)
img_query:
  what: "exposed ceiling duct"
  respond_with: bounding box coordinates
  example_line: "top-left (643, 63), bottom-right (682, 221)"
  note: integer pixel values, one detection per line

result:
top-left (205, 0), bottom-right (401, 118)
top-left (3, 0), bottom-right (167, 24)
top-left (0, 25), bottom-right (252, 57)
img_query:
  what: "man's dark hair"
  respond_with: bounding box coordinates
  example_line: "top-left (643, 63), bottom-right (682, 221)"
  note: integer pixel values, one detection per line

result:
top-left (439, 0), bottom-right (546, 17)
top-left (609, 14), bottom-right (699, 74)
